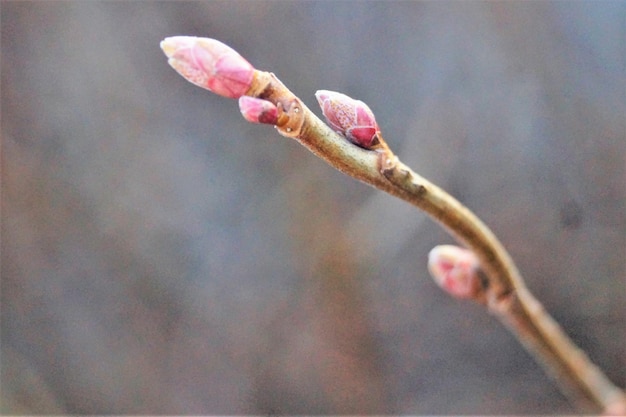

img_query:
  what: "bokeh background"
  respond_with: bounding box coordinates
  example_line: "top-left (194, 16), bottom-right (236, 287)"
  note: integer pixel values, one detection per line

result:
top-left (2, 1), bottom-right (624, 414)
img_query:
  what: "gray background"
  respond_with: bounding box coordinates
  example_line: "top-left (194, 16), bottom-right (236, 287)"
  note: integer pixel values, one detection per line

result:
top-left (2, 1), bottom-right (624, 414)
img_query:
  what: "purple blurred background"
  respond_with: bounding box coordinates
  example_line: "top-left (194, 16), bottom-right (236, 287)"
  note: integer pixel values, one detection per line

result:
top-left (2, 1), bottom-right (624, 414)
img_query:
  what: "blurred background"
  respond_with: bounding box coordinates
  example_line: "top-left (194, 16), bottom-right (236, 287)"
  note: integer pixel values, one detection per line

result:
top-left (2, 1), bottom-right (624, 414)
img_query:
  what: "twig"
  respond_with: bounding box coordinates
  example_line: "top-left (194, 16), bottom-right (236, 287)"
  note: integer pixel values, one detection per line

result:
top-left (161, 36), bottom-right (626, 414)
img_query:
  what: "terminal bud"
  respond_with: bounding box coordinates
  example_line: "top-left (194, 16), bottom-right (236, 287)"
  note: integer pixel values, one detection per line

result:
top-left (161, 36), bottom-right (254, 99)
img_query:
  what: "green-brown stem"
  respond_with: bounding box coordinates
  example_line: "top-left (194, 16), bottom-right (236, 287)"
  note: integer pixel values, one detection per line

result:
top-left (380, 158), bottom-right (626, 413)
top-left (247, 69), bottom-right (625, 413)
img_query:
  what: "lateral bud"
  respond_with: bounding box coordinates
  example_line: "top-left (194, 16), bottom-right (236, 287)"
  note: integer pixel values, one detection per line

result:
top-left (315, 90), bottom-right (380, 149)
top-left (428, 245), bottom-right (483, 300)
top-left (238, 97), bottom-right (279, 125)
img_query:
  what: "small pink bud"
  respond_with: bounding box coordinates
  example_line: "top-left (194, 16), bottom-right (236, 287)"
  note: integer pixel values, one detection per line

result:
top-left (315, 90), bottom-right (380, 149)
top-left (238, 96), bottom-right (279, 125)
top-left (161, 36), bottom-right (254, 99)
top-left (428, 245), bottom-right (482, 299)
top-left (605, 398), bottom-right (626, 416)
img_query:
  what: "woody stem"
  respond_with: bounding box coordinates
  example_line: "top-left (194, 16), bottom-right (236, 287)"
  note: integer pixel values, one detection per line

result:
top-left (246, 69), bottom-right (625, 413)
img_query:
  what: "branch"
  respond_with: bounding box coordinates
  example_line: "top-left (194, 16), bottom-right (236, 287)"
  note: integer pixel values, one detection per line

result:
top-left (160, 36), bottom-right (626, 414)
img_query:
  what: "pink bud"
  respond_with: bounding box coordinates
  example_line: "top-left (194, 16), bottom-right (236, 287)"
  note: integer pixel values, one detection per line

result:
top-left (605, 398), bottom-right (626, 416)
top-left (238, 96), bottom-right (279, 125)
top-left (428, 245), bottom-right (482, 299)
top-left (160, 36), bottom-right (254, 99)
top-left (315, 90), bottom-right (380, 149)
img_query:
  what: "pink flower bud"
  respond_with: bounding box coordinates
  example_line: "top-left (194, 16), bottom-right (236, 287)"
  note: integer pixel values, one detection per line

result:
top-left (238, 96), bottom-right (279, 125)
top-left (315, 90), bottom-right (380, 149)
top-left (605, 398), bottom-right (626, 416)
top-left (160, 36), bottom-right (254, 99)
top-left (428, 245), bottom-right (482, 299)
